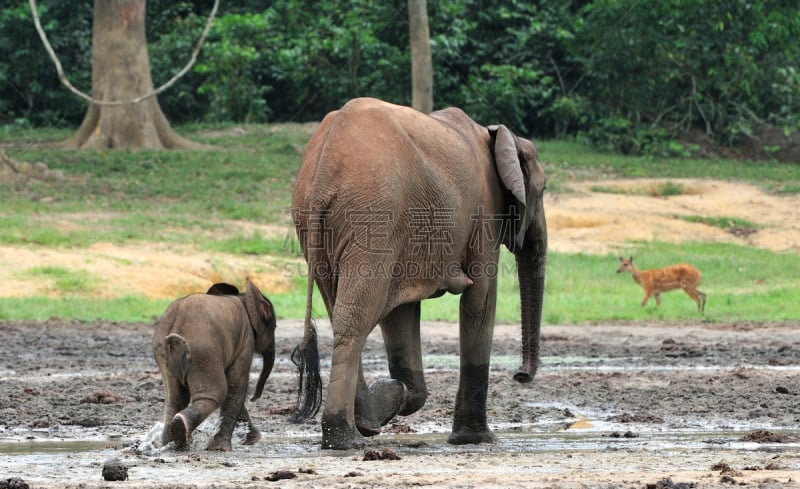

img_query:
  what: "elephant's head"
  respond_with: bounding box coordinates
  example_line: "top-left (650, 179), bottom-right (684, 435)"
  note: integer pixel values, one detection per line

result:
top-left (206, 280), bottom-right (277, 401)
top-left (489, 125), bottom-right (547, 384)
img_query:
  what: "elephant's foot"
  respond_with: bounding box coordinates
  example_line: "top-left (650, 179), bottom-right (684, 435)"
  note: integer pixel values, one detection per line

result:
top-left (369, 379), bottom-right (406, 426)
top-left (243, 427), bottom-right (262, 446)
top-left (355, 379), bottom-right (407, 437)
top-left (322, 431), bottom-right (366, 450)
top-left (207, 434), bottom-right (233, 452)
top-left (322, 410), bottom-right (366, 450)
top-left (170, 413), bottom-right (191, 450)
top-left (447, 427), bottom-right (496, 445)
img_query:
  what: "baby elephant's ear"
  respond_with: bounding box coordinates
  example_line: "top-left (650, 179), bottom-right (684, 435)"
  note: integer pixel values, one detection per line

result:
top-left (245, 279), bottom-right (276, 333)
top-left (206, 282), bottom-right (240, 296)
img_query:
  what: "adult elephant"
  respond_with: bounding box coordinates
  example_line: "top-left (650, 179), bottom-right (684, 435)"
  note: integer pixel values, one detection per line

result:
top-left (291, 98), bottom-right (547, 450)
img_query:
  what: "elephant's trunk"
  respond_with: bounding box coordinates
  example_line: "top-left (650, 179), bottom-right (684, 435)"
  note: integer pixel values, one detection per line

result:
top-left (514, 239), bottom-right (546, 383)
top-left (250, 345), bottom-right (275, 401)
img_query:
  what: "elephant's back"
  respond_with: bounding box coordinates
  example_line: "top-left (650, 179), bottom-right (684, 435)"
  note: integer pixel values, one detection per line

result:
top-left (295, 98), bottom-right (488, 212)
top-left (154, 294), bottom-right (246, 341)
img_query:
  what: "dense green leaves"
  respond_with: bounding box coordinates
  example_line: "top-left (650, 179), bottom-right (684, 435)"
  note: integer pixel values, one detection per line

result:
top-left (2, 0), bottom-right (798, 154)
top-left (574, 0), bottom-right (800, 152)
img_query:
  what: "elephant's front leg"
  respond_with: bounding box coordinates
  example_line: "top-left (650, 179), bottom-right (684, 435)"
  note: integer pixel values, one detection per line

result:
top-left (448, 280), bottom-right (497, 445)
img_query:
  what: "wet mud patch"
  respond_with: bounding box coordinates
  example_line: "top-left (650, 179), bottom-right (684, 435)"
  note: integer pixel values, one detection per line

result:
top-left (740, 430), bottom-right (800, 443)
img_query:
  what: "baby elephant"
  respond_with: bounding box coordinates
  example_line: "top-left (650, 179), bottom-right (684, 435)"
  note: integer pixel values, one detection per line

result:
top-left (152, 279), bottom-right (276, 451)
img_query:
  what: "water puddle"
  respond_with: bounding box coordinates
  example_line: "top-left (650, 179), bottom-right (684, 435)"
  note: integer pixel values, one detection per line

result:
top-left (4, 418), bottom-right (797, 457)
top-left (0, 439), bottom-right (124, 455)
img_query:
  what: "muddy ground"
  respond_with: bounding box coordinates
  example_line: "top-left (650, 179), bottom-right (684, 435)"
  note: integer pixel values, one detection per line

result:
top-left (1, 318), bottom-right (798, 488)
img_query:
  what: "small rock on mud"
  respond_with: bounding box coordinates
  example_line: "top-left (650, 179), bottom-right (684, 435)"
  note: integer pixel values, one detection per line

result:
top-left (363, 448), bottom-right (401, 461)
top-left (383, 422), bottom-right (416, 434)
top-left (0, 478), bottom-right (30, 489)
top-left (102, 458), bottom-right (129, 481)
top-left (740, 430), bottom-right (797, 443)
top-left (646, 477), bottom-right (695, 489)
top-left (264, 470), bottom-right (296, 481)
top-left (607, 412), bottom-right (664, 423)
top-left (81, 389), bottom-right (132, 404)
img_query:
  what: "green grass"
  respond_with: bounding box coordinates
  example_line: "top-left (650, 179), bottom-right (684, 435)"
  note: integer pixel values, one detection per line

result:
top-left (0, 296), bottom-right (171, 322)
top-left (538, 139), bottom-right (800, 194)
top-left (1, 124), bottom-right (799, 323)
top-left (1, 124), bottom-right (308, 224)
top-left (3, 240), bottom-right (797, 324)
top-left (677, 215), bottom-right (758, 231)
top-left (204, 232), bottom-right (301, 257)
top-left (23, 266), bottom-right (96, 294)
top-left (590, 180), bottom-right (686, 197)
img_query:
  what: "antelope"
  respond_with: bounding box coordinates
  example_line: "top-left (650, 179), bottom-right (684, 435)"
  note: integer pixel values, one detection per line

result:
top-left (617, 256), bottom-right (706, 313)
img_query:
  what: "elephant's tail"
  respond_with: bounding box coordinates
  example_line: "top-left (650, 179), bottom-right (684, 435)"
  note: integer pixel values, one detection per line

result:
top-left (289, 251), bottom-right (323, 423)
top-left (163, 333), bottom-right (191, 384)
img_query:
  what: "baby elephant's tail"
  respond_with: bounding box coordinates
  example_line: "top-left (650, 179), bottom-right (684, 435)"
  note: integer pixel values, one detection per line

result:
top-left (163, 333), bottom-right (192, 384)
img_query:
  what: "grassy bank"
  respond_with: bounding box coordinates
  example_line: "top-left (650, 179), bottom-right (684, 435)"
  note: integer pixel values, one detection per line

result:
top-left (1, 124), bottom-right (799, 324)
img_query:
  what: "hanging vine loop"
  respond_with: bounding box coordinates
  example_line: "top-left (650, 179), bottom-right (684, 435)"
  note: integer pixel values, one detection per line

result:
top-left (28, 0), bottom-right (219, 106)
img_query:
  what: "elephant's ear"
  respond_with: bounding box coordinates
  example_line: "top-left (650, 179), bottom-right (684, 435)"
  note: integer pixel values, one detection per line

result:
top-left (244, 279), bottom-right (276, 337)
top-left (206, 282), bottom-right (240, 296)
top-left (488, 124), bottom-right (527, 250)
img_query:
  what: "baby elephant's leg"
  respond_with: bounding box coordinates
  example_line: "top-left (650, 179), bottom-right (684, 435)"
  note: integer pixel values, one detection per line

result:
top-left (238, 405), bottom-right (262, 446)
top-left (172, 368), bottom-right (226, 450)
top-left (160, 375), bottom-right (189, 446)
top-left (208, 355), bottom-right (252, 451)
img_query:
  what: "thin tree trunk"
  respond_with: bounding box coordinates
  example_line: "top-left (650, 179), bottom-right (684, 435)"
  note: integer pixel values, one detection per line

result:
top-left (65, 0), bottom-right (202, 150)
top-left (408, 0), bottom-right (433, 114)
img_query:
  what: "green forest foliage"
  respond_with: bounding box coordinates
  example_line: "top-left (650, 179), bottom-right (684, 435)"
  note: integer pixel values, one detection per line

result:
top-left (2, 0), bottom-right (799, 154)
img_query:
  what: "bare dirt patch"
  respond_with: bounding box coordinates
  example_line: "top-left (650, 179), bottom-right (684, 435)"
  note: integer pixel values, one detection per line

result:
top-left (547, 178), bottom-right (800, 254)
top-left (1, 178), bottom-right (798, 300)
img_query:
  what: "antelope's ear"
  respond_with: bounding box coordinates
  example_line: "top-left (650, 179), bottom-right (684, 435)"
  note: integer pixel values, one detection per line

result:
top-left (629, 256), bottom-right (634, 262)
top-left (619, 256), bottom-right (624, 262)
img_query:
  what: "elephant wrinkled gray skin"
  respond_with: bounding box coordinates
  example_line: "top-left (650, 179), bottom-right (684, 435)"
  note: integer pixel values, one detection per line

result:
top-left (152, 279), bottom-right (277, 451)
top-left (291, 98), bottom-right (547, 450)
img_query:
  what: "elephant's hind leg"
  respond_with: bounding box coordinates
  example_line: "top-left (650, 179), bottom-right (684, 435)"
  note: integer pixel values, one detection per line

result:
top-left (160, 375), bottom-right (189, 447)
top-left (172, 369), bottom-right (226, 450)
top-left (353, 302), bottom-right (423, 437)
top-left (380, 301), bottom-right (426, 416)
top-left (208, 355), bottom-right (253, 451)
top-left (322, 296), bottom-right (384, 450)
top-left (240, 406), bottom-right (262, 445)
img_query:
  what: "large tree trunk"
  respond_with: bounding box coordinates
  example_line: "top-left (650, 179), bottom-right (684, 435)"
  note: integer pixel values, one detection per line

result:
top-left (66, 0), bottom-right (201, 150)
top-left (408, 0), bottom-right (433, 114)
